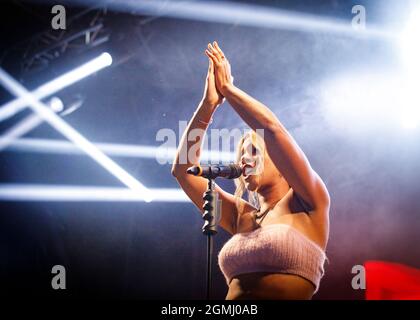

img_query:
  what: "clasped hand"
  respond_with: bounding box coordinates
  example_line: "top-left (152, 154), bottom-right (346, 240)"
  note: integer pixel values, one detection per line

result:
top-left (202, 41), bottom-right (234, 108)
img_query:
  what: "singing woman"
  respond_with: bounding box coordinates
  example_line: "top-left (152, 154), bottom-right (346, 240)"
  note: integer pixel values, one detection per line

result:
top-left (171, 41), bottom-right (330, 300)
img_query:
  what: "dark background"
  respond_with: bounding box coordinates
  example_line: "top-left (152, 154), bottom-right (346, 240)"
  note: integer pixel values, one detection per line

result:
top-left (0, 0), bottom-right (419, 299)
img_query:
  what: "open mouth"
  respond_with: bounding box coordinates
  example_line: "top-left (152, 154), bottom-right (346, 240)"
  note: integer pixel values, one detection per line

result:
top-left (241, 163), bottom-right (256, 177)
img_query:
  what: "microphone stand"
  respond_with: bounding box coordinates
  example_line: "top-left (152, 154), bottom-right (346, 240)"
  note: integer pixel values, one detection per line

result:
top-left (201, 178), bottom-right (221, 300)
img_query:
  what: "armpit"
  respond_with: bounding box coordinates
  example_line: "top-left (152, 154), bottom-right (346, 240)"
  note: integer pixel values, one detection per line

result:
top-left (289, 190), bottom-right (313, 214)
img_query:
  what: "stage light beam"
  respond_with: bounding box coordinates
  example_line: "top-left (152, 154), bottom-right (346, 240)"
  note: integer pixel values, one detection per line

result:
top-left (2, 137), bottom-right (237, 163)
top-left (0, 97), bottom-right (67, 152)
top-left (0, 67), bottom-right (153, 202)
top-left (0, 184), bottom-right (189, 202)
top-left (0, 52), bottom-right (112, 122)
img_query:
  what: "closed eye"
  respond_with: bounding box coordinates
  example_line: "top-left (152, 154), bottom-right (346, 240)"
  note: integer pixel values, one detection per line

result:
top-left (251, 145), bottom-right (257, 156)
top-left (241, 143), bottom-right (258, 156)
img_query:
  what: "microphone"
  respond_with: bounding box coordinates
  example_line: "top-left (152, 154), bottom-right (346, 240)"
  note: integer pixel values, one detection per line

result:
top-left (187, 164), bottom-right (243, 179)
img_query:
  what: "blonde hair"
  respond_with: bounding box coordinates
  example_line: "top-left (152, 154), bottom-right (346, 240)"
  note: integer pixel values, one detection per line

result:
top-left (234, 130), bottom-right (266, 213)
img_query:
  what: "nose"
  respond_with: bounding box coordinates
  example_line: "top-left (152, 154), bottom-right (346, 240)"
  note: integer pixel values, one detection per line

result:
top-left (240, 155), bottom-right (256, 168)
top-left (240, 155), bottom-right (249, 165)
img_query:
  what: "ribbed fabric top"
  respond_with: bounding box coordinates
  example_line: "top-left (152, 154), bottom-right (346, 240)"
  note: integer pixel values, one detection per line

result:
top-left (218, 224), bottom-right (327, 293)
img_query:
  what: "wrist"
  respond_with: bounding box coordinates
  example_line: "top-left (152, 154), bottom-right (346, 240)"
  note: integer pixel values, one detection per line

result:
top-left (220, 83), bottom-right (236, 97)
top-left (194, 105), bottom-right (216, 126)
top-left (200, 98), bottom-right (220, 110)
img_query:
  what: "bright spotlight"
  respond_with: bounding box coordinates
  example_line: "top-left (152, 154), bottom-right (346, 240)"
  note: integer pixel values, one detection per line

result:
top-left (321, 72), bottom-right (420, 132)
top-left (401, 113), bottom-right (418, 129)
top-left (400, 94), bottom-right (420, 130)
top-left (101, 52), bottom-right (113, 66)
top-left (321, 72), bottom-right (397, 134)
top-left (400, 9), bottom-right (420, 73)
top-left (48, 96), bottom-right (64, 113)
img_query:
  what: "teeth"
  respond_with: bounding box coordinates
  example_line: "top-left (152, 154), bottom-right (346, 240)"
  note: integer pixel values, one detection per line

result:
top-left (244, 167), bottom-right (255, 176)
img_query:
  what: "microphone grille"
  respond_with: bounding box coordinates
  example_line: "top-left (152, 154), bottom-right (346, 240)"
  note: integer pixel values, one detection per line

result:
top-left (229, 164), bottom-right (243, 178)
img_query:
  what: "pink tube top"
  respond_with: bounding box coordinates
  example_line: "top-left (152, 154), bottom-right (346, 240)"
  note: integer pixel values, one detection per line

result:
top-left (217, 224), bottom-right (327, 293)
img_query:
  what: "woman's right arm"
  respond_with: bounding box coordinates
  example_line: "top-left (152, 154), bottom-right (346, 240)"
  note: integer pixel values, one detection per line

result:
top-left (171, 59), bottom-right (250, 235)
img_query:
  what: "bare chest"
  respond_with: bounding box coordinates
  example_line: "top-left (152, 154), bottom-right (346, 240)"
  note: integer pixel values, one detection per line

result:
top-left (235, 206), bottom-right (326, 249)
top-left (236, 206), bottom-right (308, 233)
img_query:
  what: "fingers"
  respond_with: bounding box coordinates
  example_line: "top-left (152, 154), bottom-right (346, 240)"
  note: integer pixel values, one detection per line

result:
top-left (207, 42), bottom-right (223, 63)
top-left (205, 49), bottom-right (218, 65)
top-left (205, 41), bottom-right (225, 60)
top-left (213, 41), bottom-right (225, 59)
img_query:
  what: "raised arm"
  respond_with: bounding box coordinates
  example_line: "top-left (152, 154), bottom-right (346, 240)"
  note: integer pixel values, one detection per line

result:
top-left (171, 58), bottom-right (252, 235)
top-left (205, 42), bottom-right (330, 214)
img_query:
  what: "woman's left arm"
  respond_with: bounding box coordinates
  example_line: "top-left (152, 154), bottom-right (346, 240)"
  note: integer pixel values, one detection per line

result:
top-left (206, 42), bottom-right (330, 212)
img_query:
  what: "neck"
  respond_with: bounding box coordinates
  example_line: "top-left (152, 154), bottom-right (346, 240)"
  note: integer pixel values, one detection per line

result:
top-left (257, 177), bottom-right (289, 213)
